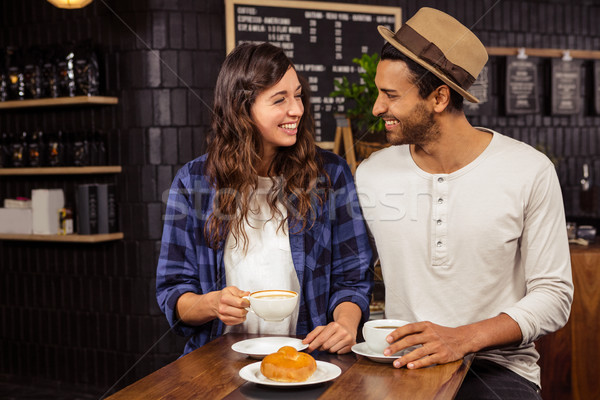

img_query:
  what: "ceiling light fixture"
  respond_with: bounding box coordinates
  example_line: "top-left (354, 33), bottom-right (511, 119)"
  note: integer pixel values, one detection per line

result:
top-left (47, 0), bottom-right (93, 9)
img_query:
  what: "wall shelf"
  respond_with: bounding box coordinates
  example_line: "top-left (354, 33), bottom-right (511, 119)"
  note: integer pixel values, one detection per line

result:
top-left (486, 46), bottom-right (600, 59)
top-left (0, 96), bottom-right (119, 109)
top-left (0, 232), bottom-right (124, 243)
top-left (0, 166), bottom-right (122, 175)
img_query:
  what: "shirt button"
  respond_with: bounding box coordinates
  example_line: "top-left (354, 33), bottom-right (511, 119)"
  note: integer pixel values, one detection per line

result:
top-left (437, 219), bottom-right (442, 225)
top-left (437, 198), bottom-right (444, 204)
top-left (436, 241), bottom-right (443, 247)
top-left (438, 177), bottom-right (444, 183)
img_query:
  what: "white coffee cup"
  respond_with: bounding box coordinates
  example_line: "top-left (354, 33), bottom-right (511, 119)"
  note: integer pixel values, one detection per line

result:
top-left (362, 319), bottom-right (410, 354)
top-left (244, 290), bottom-right (299, 321)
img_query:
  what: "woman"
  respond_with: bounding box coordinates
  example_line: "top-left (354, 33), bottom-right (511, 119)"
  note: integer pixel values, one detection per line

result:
top-left (156, 43), bottom-right (373, 356)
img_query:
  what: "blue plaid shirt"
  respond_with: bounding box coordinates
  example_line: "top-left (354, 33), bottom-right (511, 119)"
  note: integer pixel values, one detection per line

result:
top-left (156, 148), bottom-right (373, 355)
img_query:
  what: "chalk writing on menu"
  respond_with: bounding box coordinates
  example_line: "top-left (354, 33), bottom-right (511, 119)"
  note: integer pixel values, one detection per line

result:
top-left (505, 56), bottom-right (539, 115)
top-left (551, 59), bottom-right (582, 115)
top-left (226, 0), bottom-right (401, 143)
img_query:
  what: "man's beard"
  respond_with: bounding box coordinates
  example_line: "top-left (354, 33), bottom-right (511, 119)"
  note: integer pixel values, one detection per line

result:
top-left (385, 102), bottom-right (440, 146)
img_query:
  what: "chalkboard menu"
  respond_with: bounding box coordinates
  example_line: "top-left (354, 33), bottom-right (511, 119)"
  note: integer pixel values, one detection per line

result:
top-left (505, 56), bottom-right (539, 115)
top-left (551, 59), bottom-right (582, 115)
top-left (225, 0), bottom-right (401, 143)
top-left (464, 64), bottom-right (491, 116)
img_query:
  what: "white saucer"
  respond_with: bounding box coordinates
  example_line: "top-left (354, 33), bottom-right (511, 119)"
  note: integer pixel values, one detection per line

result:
top-left (239, 360), bottom-right (341, 386)
top-left (351, 342), bottom-right (411, 363)
top-left (231, 337), bottom-right (308, 359)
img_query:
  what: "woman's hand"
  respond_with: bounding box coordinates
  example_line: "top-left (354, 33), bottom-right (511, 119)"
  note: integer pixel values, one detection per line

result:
top-left (303, 302), bottom-right (362, 354)
top-left (176, 286), bottom-right (250, 326)
top-left (303, 321), bottom-right (356, 354)
top-left (212, 286), bottom-right (251, 325)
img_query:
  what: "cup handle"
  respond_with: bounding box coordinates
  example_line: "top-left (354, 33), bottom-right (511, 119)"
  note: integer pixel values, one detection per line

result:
top-left (243, 295), bottom-right (254, 314)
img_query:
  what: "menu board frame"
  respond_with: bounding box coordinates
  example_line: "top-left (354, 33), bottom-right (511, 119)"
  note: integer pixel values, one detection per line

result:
top-left (224, 0), bottom-right (401, 143)
top-left (225, 0), bottom-right (401, 53)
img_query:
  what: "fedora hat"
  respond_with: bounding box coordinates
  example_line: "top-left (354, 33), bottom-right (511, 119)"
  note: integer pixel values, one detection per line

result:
top-left (378, 7), bottom-right (488, 103)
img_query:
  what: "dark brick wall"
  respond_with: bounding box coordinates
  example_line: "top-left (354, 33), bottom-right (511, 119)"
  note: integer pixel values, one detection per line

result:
top-left (0, 0), bottom-right (598, 396)
top-left (0, 0), bottom-right (221, 395)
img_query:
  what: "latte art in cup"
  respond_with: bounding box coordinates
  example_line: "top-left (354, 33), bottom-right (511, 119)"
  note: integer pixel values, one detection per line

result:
top-left (245, 290), bottom-right (298, 321)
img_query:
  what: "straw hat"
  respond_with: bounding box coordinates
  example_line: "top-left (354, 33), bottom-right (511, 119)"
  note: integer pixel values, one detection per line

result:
top-left (378, 7), bottom-right (488, 103)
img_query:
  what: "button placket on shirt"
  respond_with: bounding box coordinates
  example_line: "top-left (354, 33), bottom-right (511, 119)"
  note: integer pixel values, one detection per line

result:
top-left (432, 174), bottom-right (448, 266)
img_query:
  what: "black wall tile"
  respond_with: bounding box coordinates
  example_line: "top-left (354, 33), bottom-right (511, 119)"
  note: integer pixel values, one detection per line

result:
top-left (152, 11), bottom-right (168, 49)
top-left (169, 12), bottom-right (183, 49)
top-left (147, 127), bottom-right (162, 165)
top-left (160, 50), bottom-right (179, 87)
top-left (153, 89), bottom-right (171, 126)
top-left (171, 88), bottom-right (188, 126)
top-left (161, 127), bottom-right (178, 165)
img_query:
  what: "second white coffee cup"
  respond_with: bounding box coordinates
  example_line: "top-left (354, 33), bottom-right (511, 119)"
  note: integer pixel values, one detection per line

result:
top-left (362, 319), bottom-right (410, 354)
top-left (244, 290), bottom-right (298, 321)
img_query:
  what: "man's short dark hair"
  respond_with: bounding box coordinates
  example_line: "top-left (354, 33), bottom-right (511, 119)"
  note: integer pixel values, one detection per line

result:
top-left (380, 42), bottom-right (464, 112)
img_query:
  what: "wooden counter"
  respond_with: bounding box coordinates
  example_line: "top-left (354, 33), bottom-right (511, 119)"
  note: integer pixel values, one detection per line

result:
top-left (537, 244), bottom-right (600, 400)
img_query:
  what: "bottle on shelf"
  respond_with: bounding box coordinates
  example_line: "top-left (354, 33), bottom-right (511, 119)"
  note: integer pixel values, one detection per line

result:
top-left (7, 47), bottom-right (25, 101)
top-left (57, 46), bottom-right (76, 98)
top-left (72, 131), bottom-right (89, 166)
top-left (0, 132), bottom-right (9, 167)
top-left (96, 131), bottom-right (107, 165)
top-left (23, 47), bottom-right (42, 100)
top-left (10, 131), bottom-right (28, 167)
top-left (28, 130), bottom-right (45, 167)
top-left (40, 45), bottom-right (59, 99)
top-left (46, 130), bottom-right (65, 167)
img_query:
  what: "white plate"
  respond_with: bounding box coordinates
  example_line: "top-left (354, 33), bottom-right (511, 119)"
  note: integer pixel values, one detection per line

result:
top-left (231, 337), bottom-right (308, 359)
top-left (351, 342), bottom-right (413, 363)
top-left (239, 360), bottom-right (341, 387)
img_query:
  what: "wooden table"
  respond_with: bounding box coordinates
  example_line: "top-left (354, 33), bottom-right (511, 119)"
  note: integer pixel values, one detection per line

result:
top-left (107, 334), bottom-right (473, 400)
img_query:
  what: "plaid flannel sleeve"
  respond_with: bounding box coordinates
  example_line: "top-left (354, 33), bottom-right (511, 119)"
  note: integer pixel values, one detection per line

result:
top-left (156, 166), bottom-right (204, 338)
top-left (325, 154), bottom-right (374, 323)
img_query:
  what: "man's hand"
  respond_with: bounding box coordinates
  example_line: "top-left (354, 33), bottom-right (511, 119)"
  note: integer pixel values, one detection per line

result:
top-left (384, 314), bottom-right (522, 369)
top-left (384, 321), bottom-right (471, 369)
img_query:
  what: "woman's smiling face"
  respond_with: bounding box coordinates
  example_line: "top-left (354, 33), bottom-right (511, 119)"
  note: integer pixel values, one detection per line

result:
top-left (250, 67), bottom-right (304, 159)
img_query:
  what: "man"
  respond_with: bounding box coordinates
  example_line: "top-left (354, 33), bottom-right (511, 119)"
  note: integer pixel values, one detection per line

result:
top-left (355, 8), bottom-right (573, 399)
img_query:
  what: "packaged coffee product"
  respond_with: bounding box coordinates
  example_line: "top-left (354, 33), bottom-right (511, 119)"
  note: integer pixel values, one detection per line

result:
top-left (0, 51), bottom-right (8, 102)
top-left (47, 130), bottom-right (65, 167)
top-left (0, 132), bottom-right (10, 167)
top-left (11, 131), bottom-right (28, 167)
top-left (28, 130), bottom-right (45, 167)
top-left (23, 47), bottom-right (42, 99)
top-left (6, 47), bottom-right (25, 100)
top-left (74, 41), bottom-right (100, 96)
top-left (57, 45), bottom-right (76, 97)
top-left (72, 131), bottom-right (89, 166)
top-left (41, 46), bottom-right (59, 98)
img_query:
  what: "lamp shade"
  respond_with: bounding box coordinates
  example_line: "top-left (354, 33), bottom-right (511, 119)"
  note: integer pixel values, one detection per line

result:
top-left (47, 0), bottom-right (93, 9)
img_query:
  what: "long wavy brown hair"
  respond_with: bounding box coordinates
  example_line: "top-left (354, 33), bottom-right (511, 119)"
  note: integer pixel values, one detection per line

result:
top-left (205, 43), bottom-right (326, 250)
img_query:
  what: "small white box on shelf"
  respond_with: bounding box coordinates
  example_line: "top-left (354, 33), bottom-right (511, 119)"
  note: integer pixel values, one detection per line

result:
top-left (31, 189), bottom-right (65, 235)
top-left (0, 208), bottom-right (33, 234)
